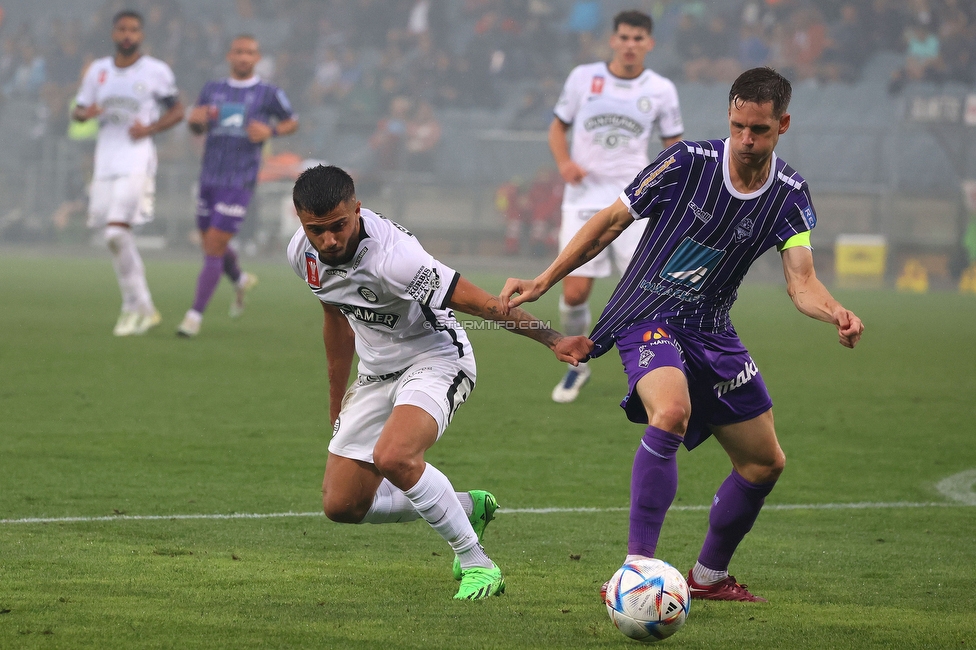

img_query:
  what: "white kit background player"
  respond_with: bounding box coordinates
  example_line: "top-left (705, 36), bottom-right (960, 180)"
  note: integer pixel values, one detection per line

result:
top-left (73, 10), bottom-right (184, 336)
top-left (548, 9), bottom-right (683, 402)
top-left (287, 165), bottom-right (590, 600)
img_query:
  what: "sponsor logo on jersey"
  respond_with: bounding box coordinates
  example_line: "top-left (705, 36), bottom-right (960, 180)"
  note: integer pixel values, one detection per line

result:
top-left (688, 200), bottom-right (712, 224)
top-left (102, 95), bottom-right (141, 113)
top-left (591, 76), bottom-right (604, 94)
top-left (638, 345), bottom-right (655, 368)
top-left (338, 305), bottom-right (400, 329)
top-left (642, 327), bottom-right (670, 342)
top-left (713, 359), bottom-right (759, 398)
top-left (800, 204), bottom-right (817, 229)
top-left (658, 238), bottom-right (725, 289)
top-left (324, 268), bottom-right (346, 278)
top-left (594, 131), bottom-right (631, 150)
top-left (637, 96), bottom-right (652, 113)
top-left (214, 202), bottom-right (247, 217)
top-left (406, 267), bottom-right (441, 305)
top-left (218, 102), bottom-right (246, 127)
top-left (734, 217), bottom-right (755, 243)
top-left (582, 114), bottom-right (644, 135)
top-left (633, 155), bottom-right (675, 197)
top-left (305, 251), bottom-right (320, 288)
top-left (332, 416), bottom-right (340, 436)
top-left (358, 287), bottom-right (378, 303)
top-left (352, 246), bottom-right (368, 270)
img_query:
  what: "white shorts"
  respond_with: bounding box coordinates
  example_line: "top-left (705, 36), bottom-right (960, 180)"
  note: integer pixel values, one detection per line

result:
top-left (558, 207), bottom-right (648, 278)
top-left (87, 174), bottom-right (156, 228)
top-left (329, 353), bottom-right (477, 463)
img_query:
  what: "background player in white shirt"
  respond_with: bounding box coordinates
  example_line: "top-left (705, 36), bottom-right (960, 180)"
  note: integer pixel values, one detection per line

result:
top-left (548, 10), bottom-right (683, 402)
top-left (288, 165), bottom-right (589, 600)
top-left (72, 10), bottom-right (184, 336)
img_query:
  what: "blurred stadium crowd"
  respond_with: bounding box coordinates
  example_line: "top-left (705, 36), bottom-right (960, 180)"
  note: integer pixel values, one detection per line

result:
top-left (3, 0), bottom-right (974, 138)
top-left (0, 0), bottom-right (973, 252)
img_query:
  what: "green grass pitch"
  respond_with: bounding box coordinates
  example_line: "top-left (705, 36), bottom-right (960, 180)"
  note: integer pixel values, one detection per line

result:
top-left (1, 251), bottom-right (975, 649)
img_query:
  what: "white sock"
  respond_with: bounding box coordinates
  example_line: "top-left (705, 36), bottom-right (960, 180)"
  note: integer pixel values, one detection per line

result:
top-left (402, 464), bottom-right (492, 569)
top-left (625, 554), bottom-right (652, 563)
top-left (361, 480), bottom-right (474, 524)
top-left (105, 225), bottom-right (154, 314)
top-left (691, 562), bottom-right (728, 586)
top-left (559, 296), bottom-right (591, 336)
top-left (360, 479), bottom-right (422, 524)
top-left (456, 491), bottom-right (473, 515)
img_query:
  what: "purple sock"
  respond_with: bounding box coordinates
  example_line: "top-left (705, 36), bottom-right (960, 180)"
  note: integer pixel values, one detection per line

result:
top-left (628, 426), bottom-right (683, 557)
top-left (223, 247), bottom-right (241, 284)
top-left (192, 255), bottom-right (224, 313)
top-left (697, 471), bottom-right (776, 571)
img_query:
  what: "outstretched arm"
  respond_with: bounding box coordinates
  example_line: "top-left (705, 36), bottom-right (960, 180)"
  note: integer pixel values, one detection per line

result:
top-left (782, 246), bottom-right (863, 348)
top-left (446, 276), bottom-right (593, 365)
top-left (500, 197), bottom-right (633, 312)
top-left (322, 302), bottom-right (356, 423)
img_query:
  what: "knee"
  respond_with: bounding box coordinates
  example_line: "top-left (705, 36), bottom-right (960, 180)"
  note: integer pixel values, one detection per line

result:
top-left (746, 449), bottom-right (786, 484)
top-left (372, 447), bottom-right (422, 486)
top-left (648, 404), bottom-right (691, 436)
top-left (562, 286), bottom-right (589, 307)
top-left (104, 225), bottom-right (128, 252)
top-left (322, 492), bottom-right (369, 524)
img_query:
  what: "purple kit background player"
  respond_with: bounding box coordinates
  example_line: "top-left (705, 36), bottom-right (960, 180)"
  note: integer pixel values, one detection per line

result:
top-left (178, 35), bottom-right (298, 337)
top-left (501, 67), bottom-right (864, 602)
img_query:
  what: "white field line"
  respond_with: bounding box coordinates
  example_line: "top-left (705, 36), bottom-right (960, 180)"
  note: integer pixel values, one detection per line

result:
top-left (0, 501), bottom-right (969, 526)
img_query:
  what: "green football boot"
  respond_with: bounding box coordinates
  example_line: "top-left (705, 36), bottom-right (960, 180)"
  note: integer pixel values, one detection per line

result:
top-left (453, 490), bottom-right (498, 580)
top-left (454, 564), bottom-right (505, 600)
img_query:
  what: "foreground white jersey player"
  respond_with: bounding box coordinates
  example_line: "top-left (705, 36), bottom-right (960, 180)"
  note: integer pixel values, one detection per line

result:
top-left (287, 165), bottom-right (590, 600)
top-left (73, 10), bottom-right (184, 336)
top-left (548, 10), bottom-right (683, 402)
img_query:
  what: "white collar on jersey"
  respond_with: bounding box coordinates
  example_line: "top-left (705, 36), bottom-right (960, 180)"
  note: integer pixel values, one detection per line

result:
top-left (722, 138), bottom-right (777, 200)
top-left (226, 76), bottom-right (261, 88)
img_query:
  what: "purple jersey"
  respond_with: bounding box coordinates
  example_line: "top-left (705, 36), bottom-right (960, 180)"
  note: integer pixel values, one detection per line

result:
top-left (590, 139), bottom-right (817, 357)
top-left (197, 77), bottom-right (294, 188)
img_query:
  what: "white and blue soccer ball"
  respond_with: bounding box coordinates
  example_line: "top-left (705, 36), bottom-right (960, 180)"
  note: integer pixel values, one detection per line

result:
top-left (604, 558), bottom-right (691, 642)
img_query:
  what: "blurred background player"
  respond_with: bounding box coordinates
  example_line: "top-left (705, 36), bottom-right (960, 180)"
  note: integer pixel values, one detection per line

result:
top-left (502, 67), bottom-right (863, 602)
top-left (177, 34), bottom-right (298, 338)
top-left (548, 10), bottom-right (684, 402)
top-left (288, 165), bottom-right (588, 600)
top-left (72, 9), bottom-right (184, 336)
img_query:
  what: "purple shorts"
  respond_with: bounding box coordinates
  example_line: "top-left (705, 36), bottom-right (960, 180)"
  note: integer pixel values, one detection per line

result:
top-left (615, 321), bottom-right (773, 450)
top-left (195, 185), bottom-right (254, 234)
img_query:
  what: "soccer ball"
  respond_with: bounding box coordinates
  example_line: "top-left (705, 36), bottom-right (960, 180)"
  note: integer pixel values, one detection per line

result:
top-left (604, 558), bottom-right (691, 642)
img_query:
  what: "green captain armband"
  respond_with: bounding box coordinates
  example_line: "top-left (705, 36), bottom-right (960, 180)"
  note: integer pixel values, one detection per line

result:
top-left (777, 231), bottom-right (811, 252)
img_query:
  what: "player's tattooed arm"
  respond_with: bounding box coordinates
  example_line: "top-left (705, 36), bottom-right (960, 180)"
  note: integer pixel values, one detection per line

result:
top-left (447, 276), bottom-right (592, 364)
top-left (500, 198), bottom-right (633, 313)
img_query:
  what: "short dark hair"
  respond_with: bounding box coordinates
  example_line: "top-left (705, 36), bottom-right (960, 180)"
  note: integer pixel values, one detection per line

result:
top-left (613, 10), bottom-right (653, 35)
top-left (112, 10), bottom-right (143, 26)
top-left (729, 67), bottom-right (792, 117)
top-left (293, 165), bottom-right (356, 215)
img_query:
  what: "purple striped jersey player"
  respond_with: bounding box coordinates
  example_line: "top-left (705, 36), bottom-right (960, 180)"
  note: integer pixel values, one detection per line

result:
top-left (177, 34), bottom-right (298, 338)
top-left (501, 68), bottom-right (863, 602)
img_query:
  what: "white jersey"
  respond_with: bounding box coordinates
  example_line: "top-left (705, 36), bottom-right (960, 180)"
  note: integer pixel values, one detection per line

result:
top-left (554, 61), bottom-right (683, 210)
top-left (287, 209), bottom-right (473, 376)
top-left (76, 55), bottom-right (179, 179)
